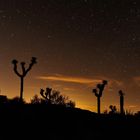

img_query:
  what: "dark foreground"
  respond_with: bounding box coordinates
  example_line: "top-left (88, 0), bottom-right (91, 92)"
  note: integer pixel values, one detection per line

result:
top-left (0, 104), bottom-right (140, 140)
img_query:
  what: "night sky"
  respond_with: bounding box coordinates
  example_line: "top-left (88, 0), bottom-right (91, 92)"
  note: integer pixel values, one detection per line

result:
top-left (0, 0), bottom-right (140, 112)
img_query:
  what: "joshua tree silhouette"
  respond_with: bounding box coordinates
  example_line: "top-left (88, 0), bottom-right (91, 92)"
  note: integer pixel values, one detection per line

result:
top-left (92, 80), bottom-right (108, 114)
top-left (40, 87), bottom-right (52, 104)
top-left (40, 87), bottom-right (75, 107)
top-left (12, 57), bottom-right (37, 103)
top-left (119, 90), bottom-right (125, 115)
top-left (109, 105), bottom-right (117, 114)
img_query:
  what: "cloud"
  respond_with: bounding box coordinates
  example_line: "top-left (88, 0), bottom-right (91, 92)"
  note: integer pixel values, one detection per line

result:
top-left (36, 75), bottom-right (102, 84)
top-left (36, 74), bottom-right (123, 89)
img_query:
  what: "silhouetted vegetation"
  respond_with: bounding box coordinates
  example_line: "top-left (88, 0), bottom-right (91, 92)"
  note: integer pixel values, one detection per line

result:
top-left (119, 90), bottom-right (125, 115)
top-left (30, 94), bottom-right (42, 104)
top-left (109, 105), bottom-right (117, 114)
top-left (92, 80), bottom-right (108, 114)
top-left (8, 96), bottom-right (26, 105)
top-left (40, 87), bottom-right (75, 108)
top-left (11, 57), bottom-right (37, 103)
top-left (0, 95), bottom-right (8, 104)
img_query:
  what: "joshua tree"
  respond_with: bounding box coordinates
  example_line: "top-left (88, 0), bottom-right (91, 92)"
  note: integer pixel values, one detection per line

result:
top-left (40, 87), bottom-right (52, 104)
top-left (92, 80), bottom-right (108, 114)
top-left (109, 105), bottom-right (117, 114)
top-left (12, 57), bottom-right (37, 103)
top-left (119, 90), bottom-right (125, 115)
top-left (40, 87), bottom-right (75, 107)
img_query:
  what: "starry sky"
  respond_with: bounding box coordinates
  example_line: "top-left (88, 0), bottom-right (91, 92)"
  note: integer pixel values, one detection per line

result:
top-left (0, 0), bottom-right (140, 112)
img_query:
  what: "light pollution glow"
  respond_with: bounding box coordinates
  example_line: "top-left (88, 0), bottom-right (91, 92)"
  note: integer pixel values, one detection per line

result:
top-left (1, 71), bottom-right (140, 113)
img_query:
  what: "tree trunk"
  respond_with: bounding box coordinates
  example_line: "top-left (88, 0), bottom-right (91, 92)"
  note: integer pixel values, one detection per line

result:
top-left (120, 96), bottom-right (124, 115)
top-left (20, 76), bottom-right (24, 103)
top-left (97, 97), bottom-right (100, 114)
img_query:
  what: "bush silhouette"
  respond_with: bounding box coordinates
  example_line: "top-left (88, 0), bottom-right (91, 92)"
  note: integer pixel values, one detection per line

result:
top-left (0, 95), bottom-right (8, 104)
top-left (30, 94), bottom-right (42, 104)
top-left (8, 96), bottom-right (26, 105)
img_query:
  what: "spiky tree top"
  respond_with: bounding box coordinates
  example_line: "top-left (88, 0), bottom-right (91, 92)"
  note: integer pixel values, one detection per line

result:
top-left (119, 90), bottom-right (124, 96)
top-left (109, 105), bottom-right (117, 111)
top-left (40, 87), bottom-right (52, 100)
top-left (93, 80), bottom-right (108, 97)
top-left (12, 57), bottom-right (37, 77)
top-left (12, 57), bottom-right (37, 102)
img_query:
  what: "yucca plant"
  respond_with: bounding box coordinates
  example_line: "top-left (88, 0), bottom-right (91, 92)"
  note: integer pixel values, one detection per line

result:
top-left (92, 80), bottom-right (108, 114)
top-left (12, 57), bottom-right (37, 103)
top-left (119, 90), bottom-right (125, 115)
